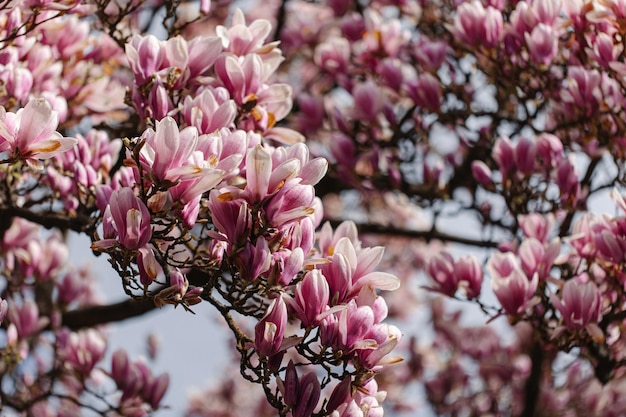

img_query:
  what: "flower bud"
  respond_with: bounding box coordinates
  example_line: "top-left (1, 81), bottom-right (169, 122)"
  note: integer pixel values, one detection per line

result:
top-left (254, 296), bottom-right (288, 357)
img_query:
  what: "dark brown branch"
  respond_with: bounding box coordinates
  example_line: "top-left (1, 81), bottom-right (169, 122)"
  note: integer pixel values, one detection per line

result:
top-left (558, 156), bottom-right (601, 237)
top-left (0, 206), bottom-right (94, 234)
top-left (519, 339), bottom-right (543, 417)
top-left (273, 0), bottom-right (288, 41)
top-left (327, 220), bottom-right (500, 248)
top-left (60, 298), bottom-right (157, 331)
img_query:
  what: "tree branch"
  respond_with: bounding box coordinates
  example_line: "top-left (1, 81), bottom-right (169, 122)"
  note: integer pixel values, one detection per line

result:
top-left (0, 206), bottom-right (95, 234)
top-left (60, 298), bottom-right (157, 331)
top-left (520, 339), bottom-right (543, 417)
top-left (272, 0), bottom-right (288, 41)
top-left (327, 220), bottom-right (500, 248)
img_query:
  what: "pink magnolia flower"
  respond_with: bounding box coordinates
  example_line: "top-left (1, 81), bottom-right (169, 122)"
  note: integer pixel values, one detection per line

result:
top-left (214, 53), bottom-right (263, 107)
top-left (140, 117), bottom-right (199, 183)
top-left (242, 144), bottom-right (312, 204)
top-left (144, 373), bottom-right (170, 409)
top-left (535, 133), bottom-right (564, 168)
top-left (560, 67), bottom-right (602, 117)
top-left (358, 322), bottom-right (402, 370)
top-left (94, 188), bottom-right (152, 251)
top-left (552, 277), bottom-right (603, 331)
top-left (0, 98), bottom-right (77, 166)
top-left (207, 190), bottom-right (251, 246)
top-left (280, 362), bottom-right (321, 417)
top-left (23, 232), bottom-right (68, 281)
top-left (448, 1), bottom-right (503, 48)
top-left (588, 32), bottom-right (619, 69)
top-left (125, 35), bottom-right (164, 86)
top-left (57, 269), bottom-right (88, 305)
top-left (514, 137), bottom-right (537, 175)
top-left (317, 221), bottom-right (359, 258)
top-left (289, 269), bottom-right (330, 328)
top-left (216, 8), bottom-right (274, 56)
top-left (471, 160), bottom-right (493, 188)
top-left (488, 252), bottom-right (538, 315)
top-left (0, 64), bottom-right (33, 102)
top-left (187, 35), bottom-right (222, 80)
top-left (272, 247), bottom-right (304, 286)
top-left (414, 37), bottom-right (448, 72)
top-left (333, 301), bottom-right (376, 353)
top-left (568, 212), bottom-right (601, 259)
top-left (525, 23), bottom-right (558, 66)
top-left (532, 0), bottom-right (562, 26)
top-left (361, 9), bottom-right (409, 58)
top-left (519, 237), bottom-right (560, 279)
top-left (518, 213), bottom-right (555, 242)
top-left (60, 328), bottom-right (107, 374)
top-left (426, 252), bottom-right (458, 296)
top-left (137, 246), bottom-right (161, 286)
top-left (322, 237), bottom-right (399, 303)
top-left (254, 296), bottom-right (288, 357)
top-left (352, 81), bottom-right (384, 121)
top-left (110, 349), bottom-right (170, 409)
top-left (555, 157), bottom-right (580, 201)
top-left (265, 179), bottom-right (316, 228)
top-left (327, 377), bottom-right (353, 413)
top-left (455, 255), bottom-right (483, 299)
top-left (111, 349), bottom-right (131, 387)
top-left (181, 89), bottom-right (237, 134)
top-left (492, 136), bottom-right (516, 177)
top-left (332, 379), bottom-right (385, 417)
top-left (377, 58), bottom-right (404, 92)
top-left (8, 300), bottom-right (47, 338)
top-left (234, 237), bottom-right (271, 281)
top-left (314, 37), bottom-right (351, 75)
top-left (406, 73), bottom-right (441, 113)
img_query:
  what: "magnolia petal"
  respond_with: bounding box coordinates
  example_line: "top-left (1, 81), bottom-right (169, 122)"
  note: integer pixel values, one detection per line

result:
top-left (300, 157), bottom-right (328, 185)
top-left (246, 145), bottom-right (271, 201)
top-left (16, 98), bottom-right (57, 150)
top-left (26, 136), bottom-right (77, 159)
top-left (357, 272), bottom-right (401, 292)
top-left (265, 127), bottom-right (305, 145)
top-left (268, 158), bottom-right (300, 193)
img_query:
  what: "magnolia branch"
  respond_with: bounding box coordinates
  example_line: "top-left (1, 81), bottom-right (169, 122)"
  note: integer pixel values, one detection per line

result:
top-left (0, 206), bottom-right (94, 234)
top-left (328, 219), bottom-right (501, 248)
top-left (59, 298), bottom-right (157, 331)
top-left (520, 339), bottom-right (543, 417)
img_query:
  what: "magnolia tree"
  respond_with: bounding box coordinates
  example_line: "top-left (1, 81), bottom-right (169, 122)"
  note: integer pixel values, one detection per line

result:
top-left (2, 0), bottom-right (626, 416)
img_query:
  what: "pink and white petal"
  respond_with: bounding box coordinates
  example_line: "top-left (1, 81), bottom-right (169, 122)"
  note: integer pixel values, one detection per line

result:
top-left (27, 136), bottom-right (77, 159)
top-left (355, 272), bottom-right (401, 292)
top-left (264, 127), bottom-right (305, 145)
top-left (16, 99), bottom-right (57, 150)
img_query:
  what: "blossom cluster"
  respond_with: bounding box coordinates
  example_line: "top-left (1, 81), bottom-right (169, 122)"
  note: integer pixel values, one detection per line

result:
top-left (89, 8), bottom-right (403, 412)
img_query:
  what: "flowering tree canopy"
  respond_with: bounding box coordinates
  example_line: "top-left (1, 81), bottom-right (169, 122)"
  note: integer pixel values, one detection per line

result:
top-left (2, 0), bottom-right (626, 416)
